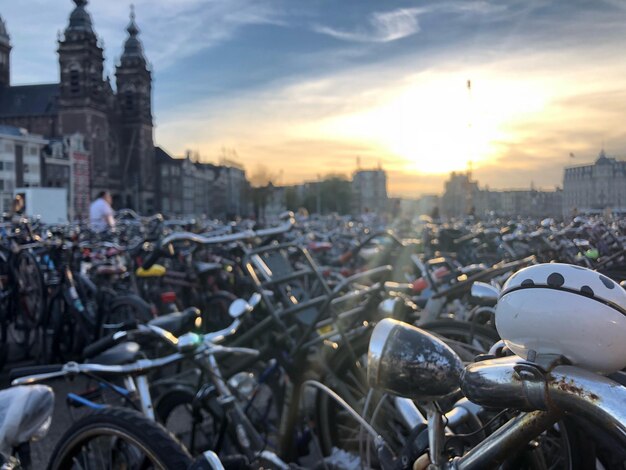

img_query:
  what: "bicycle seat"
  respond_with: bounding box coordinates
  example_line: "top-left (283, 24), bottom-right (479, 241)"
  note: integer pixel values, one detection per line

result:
top-left (87, 342), bottom-right (142, 365)
top-left (0, 385), bottom-right (54, 455)
top-left (135, 264), bottom-right (166, 278)
top-left (148, 307), bottom-right (201, 337)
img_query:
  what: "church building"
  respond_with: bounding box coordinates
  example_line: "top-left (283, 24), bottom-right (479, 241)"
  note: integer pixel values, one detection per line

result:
top-left (0, 0), bottom-right (155, 212)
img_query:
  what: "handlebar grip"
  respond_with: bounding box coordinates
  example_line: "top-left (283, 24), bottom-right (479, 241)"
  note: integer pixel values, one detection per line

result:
top-left (141, 247), bottom-right (161, 270)
top-left (82, 334), bottom-right (121, 359)
top-left (9, 364), bottom-right (64, 382)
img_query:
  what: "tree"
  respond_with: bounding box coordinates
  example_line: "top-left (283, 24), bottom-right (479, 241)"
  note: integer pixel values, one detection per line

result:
top-left (320, 176), bottom-right (352, 214)
top-left (249, 163), bottom-right (278, 187)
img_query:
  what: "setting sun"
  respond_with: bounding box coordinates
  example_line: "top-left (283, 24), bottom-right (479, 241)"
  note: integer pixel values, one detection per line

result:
top-left (307, 69), bottom-right (551, 175)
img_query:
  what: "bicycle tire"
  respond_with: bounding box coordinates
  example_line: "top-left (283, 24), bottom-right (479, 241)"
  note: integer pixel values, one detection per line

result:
top-left (47, 294), bottom-right (78, 363)
top-left (47, 407), bottom-right (193, 470)
top-left (315, 326), bottom-right (593, 470)
top-left (100, 293), bottom-right (154, 337)
top-left (11, 250), bottom-right (45, 349)
top-left (155, 387), bottom-right (215, 456)
top-left (199, 290), bottom-right (236, 333)
top-left (420, 318), bottom-right (500, 356)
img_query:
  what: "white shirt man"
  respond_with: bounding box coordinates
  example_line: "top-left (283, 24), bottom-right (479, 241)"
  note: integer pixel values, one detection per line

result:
top-left (89, 191), bottom-right (115, 232)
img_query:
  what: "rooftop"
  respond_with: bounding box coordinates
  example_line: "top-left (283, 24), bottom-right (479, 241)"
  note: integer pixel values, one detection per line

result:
top-left (0, 83), bottom-right (59, 117)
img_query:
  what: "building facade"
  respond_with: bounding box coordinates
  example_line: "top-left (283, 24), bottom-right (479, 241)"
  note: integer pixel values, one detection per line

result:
top-left (352, 169), bottom-right (388, 214)
top-left (155, 147), bottom-right (249, 219)
top-left (0, 1), bottom-right (155, 212)
top-left (441, 172), bottom-right (479, 218)
top-left (0, 125), bottom-right (46, 213)
top-left (484, 189), bottom-right (563, 218)
top-left (441, 171), bottom-right (563, 219)
top-left (563, 151), bottom-right (626, 216)
top-left (43, 133), bottom-right (91, 220)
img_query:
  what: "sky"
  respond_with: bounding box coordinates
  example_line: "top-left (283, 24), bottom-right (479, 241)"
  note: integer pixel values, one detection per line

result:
top-left (2, 0), bottom-right (626, 196)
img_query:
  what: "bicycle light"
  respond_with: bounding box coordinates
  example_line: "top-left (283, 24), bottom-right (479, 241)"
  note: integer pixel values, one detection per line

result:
top-left (368, 318), bottom-right (463, 400)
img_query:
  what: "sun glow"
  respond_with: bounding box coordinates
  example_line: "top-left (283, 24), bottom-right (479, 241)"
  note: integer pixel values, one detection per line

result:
top-left (309, 70), bottom-right (551, 174)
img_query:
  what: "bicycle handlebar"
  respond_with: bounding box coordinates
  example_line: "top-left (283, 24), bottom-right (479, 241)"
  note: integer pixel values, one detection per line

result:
top-left (141, 218), bottom-right (295, 269)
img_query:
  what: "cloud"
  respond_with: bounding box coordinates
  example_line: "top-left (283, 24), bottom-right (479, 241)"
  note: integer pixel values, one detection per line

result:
top-left (3, 0), bottom-right (289, 81)
top-left (155, 19), bottom-right (626, 197)
top-left (313, 8), bottom-right (421, 43)
top-left (95, 0), bottom-right (288, 70)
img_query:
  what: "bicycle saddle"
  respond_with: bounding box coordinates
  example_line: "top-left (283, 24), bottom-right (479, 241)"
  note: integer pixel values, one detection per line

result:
top-left (87, 342), bottom-right (142, 365)
top-left (0, 385), bottom-right (54, 455)
top-left (148, 307), bottom-right (201, 337)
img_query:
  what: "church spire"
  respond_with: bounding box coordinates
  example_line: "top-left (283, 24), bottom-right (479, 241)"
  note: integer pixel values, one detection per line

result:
top-left (120, 5), bottom-right (146, 66)
top-left (66, 0), bottom-right (95, 35)
top-left (0, 15), bottom-right (9, 47)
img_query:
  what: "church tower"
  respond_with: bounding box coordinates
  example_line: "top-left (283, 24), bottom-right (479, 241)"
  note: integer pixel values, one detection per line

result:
top-left (115, 6), bottom-right (154, 211)
top-left (58, 0), bottom-right (106, 109)
top-left (0, 15), bottom-right (11, 87)
top-left (57, 0), bottom-right (112, 198)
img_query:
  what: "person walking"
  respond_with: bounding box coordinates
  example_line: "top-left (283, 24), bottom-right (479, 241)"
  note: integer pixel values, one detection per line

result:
top-left (89, 191), bottom-right (115, 232)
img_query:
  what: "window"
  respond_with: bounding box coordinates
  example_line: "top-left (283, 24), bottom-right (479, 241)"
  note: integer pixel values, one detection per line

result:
top-left (30, 146), bottom-right (38, 156)
top-left (0, 162), bottom-right (3, 170)
top-left (70, 69), bottom-right (80, 94)
top-left (0, 180), bottom-right (3, 190)
top-left (125, 91), bottom-right (134, 111)
top-left (23, 164), bottom-right (29, 173)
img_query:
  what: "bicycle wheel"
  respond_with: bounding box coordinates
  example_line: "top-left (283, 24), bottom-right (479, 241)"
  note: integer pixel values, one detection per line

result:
top-left (316, 332), bottom-right (408, 464)
top-left (47, 294), bottom-right (78, 363)
top-left (100, 293), bottom-right (153, 337)
top-left (0, 252), bottom-right (12, 369)
top-left (155, 388), bottom-right (215, 456)
top-left (199, 291), bottom-right (236, 333)
top-left (11, 250), bottom-right (45, 349)
top-left (315, 321), bottom-right (492, 462)
top-left (420, 319), bottom-right (500, 356)
top-left (47, 407), bottom-right (192, 470)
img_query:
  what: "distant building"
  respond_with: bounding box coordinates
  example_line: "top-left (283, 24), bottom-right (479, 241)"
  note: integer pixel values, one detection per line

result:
top-left (42, 133), bottom-right (91, 220)
top-left (352, 169), bottom-right (388, 214)
top-left (486, 189), bottom-right (562, 219)
top-left (263, 184), bottom-right (287, 222)
top-left (155, 147), bottom-right (249, 219)
top-left (563, 150), bottom-right (626, 216)
top-left (0, 125), bottom-right (46, 213)
top-left (441, 172), bottom-right (479, 218)
top-left (441, 170), bottom-right (562, 219)
top-left (216, 164), bottom-right (248, 219)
